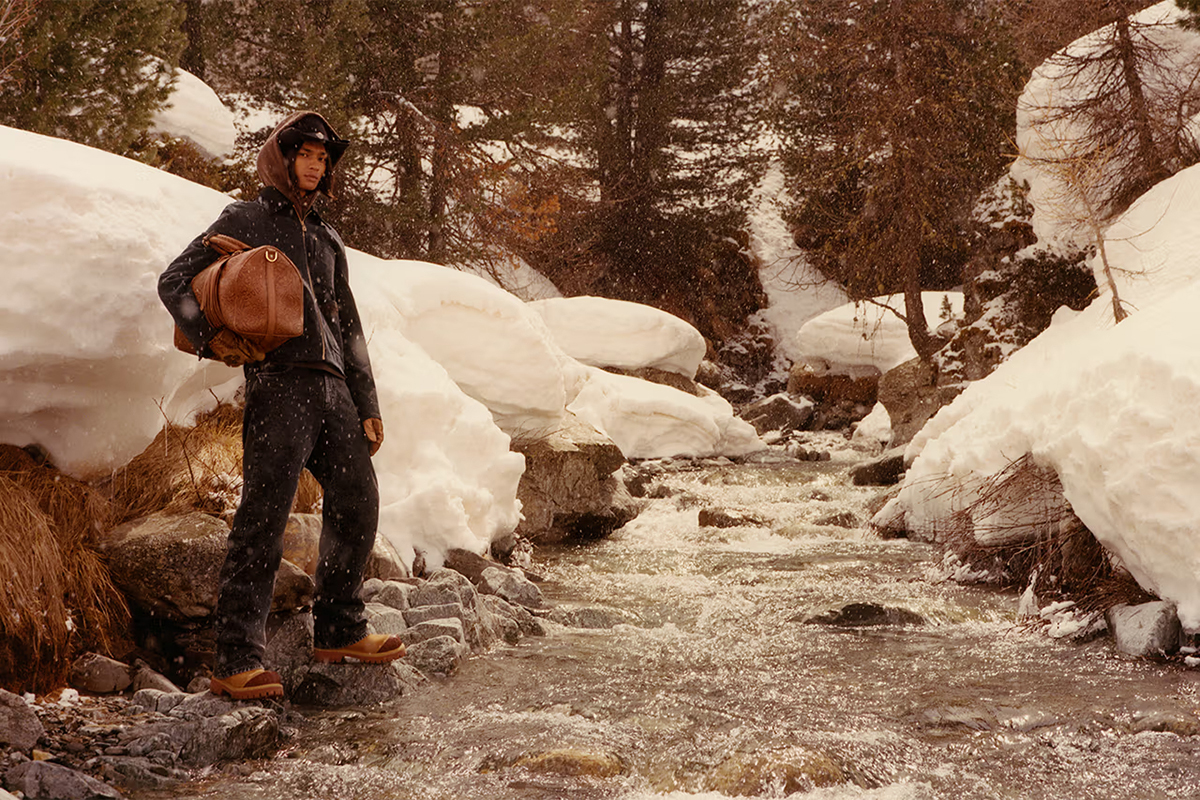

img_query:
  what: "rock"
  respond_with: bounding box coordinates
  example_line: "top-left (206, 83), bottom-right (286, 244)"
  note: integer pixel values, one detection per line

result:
top-left (513, 748), bottom-right (624, 778)
top-left (404, 635), bottom-right (468, 676)
top-left (1130, 711), bottom-right (1200, 736)
top-left (704, 749), bottom-right (843, 795)
top-left (514, 412), bottom-right (639, 543)
top-left (740, 392), bottom-right (815, 435)
top-left (178, 707), bottom-right (281, 767)
top-left (877, 357), bottom-right (964, 448)
top-left (479, 566), bottom-right (543, 609)
top-left (69, 654), bottom-right (132, 695)
top-left (478, 595), bottom-right (545, 638)
top-left (813, 510), bottom-right (860, 528)
top-left (444, 548), bottom-right (495, 584)
top-left (365, 603), bottom-right (408, 637)
top-left (362, 578), bottom-right (414, 610)
top-left (403, 603), bottom-right (463, 627)
top-left (411, 569), bottom-right (477, 609)
top-left (800, 602), bottom-right (926, 627)
top-left (0, 689), bottom-right (44, 750)
top-left (402, 618), bottom-right (465, 646)
top-left (263, 612), bottom-right (314, 690)
top-left (1108, 601), bottom-right (1181, 657)
top-left (697, 507), bottom-right (768, 528)
top-left (284, 514), bottom-right (409, 581)
top-left (271, 558), bottom-right (315, 613)
top-left (914, 706), bottom-right (997, 731)
top-left (98, 511), bottom-right (228, 620)
top-left (849, 448), bottom-right (907, 486)
top-left (547, 606), bottom-right (637, 629)
top-left (5, 760), bottom-right (123, 800)
top-left (291, 661), bottom-right (424, 707)
top-left (130, 662), bottom-right (181, 694)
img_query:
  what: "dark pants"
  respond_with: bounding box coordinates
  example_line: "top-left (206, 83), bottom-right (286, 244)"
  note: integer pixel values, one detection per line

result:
top-left (213, 366), bottom-right (379, 678)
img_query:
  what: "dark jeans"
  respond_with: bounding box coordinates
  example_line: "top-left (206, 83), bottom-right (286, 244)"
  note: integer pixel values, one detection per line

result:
top-left (213, 365), bottom-right (379, 678)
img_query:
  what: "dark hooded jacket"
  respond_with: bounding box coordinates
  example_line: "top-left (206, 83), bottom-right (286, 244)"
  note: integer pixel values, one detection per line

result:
top-left (159, 111), bottom-right (379, 421)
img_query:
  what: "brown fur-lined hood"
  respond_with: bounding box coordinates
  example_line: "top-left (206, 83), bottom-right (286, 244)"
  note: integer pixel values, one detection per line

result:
top-left (256, 111), bottom-right (350, 216)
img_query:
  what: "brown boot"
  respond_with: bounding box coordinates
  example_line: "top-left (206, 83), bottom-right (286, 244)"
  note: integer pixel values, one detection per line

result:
top-left (209, 668), bottom-right (284, 700)
top-left (313, 634), bottom-right (406, 664)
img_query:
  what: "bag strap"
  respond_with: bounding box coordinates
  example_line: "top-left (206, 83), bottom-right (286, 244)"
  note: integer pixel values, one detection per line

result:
top-left (202, 232), bottom-right (251, 256)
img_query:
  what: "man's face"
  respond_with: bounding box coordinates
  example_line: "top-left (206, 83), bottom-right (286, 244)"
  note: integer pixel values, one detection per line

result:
top-left (293, 141), bottom-right (328, 192)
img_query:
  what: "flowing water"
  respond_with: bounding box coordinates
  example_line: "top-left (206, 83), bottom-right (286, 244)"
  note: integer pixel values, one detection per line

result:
top-left (155, 437), bottom-right (1200, 800)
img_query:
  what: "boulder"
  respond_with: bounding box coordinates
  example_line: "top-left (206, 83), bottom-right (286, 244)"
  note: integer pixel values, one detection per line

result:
top-left (403, 635), bottom-right (467, 677)
top-left (788, 358), bottom-right (880, 406)
top-left (5, 760), bottom-right (122, 800)
top-left (361, 578), bottom-right (414, 610)
top-left (800, 602), bottom-right (926, 627)
top-left (1108, 601), bottom-right (1181, 657)
top-left (179, 707), bottom-right (281, 767)
top-left (0, 690), bottom-right (43, 751)
top-left (479, 566), bottom-right (543, 609)
top-left (98, 511), bottom-right (228, 619)
top-left (698, 507), bottom-right (768, 529)
top-left (284, 513), bottom-right (409, 581)
top-left (68, 654), bottom-right (132, 695)
top-left (514, 412), bottom-right (639, 543)
top-left (849, 448), bottom-right (907, 486)
top-left (877, 357), bottom-right (964, 448)
top-left (739, 392), bottom-right (815, 435)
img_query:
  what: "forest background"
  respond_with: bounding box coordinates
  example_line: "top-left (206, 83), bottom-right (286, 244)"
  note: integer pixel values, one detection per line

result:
top-left (2, 0), bottom-right (1198, 377)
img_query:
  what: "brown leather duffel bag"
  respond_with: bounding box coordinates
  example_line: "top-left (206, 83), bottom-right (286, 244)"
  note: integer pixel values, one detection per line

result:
top-left (174, 233), bottom-right (305, 356)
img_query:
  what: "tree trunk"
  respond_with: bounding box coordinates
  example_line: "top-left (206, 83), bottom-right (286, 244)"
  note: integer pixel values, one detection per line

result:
top-left (1114, 15), bottom-right (1169, 185)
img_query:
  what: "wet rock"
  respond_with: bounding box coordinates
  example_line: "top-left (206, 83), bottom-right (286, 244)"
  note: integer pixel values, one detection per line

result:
top-left (0, 690), bottom-right (44, 750)
top-left (478, 595), bottom-right (545, 638)
top-left (514, 412), bottom-right (639, 543)
top-left (403, 618), bottom-right (465, 646)
top-left (704, 749), bottom-right (844, 795)
top-left (698, 507), bottom-right (768, 528)
top-left (90, 755), bottom-right (189, 790)
top-left (5, 760), bottom-right (123, 800)
top-left (813, 510), bottom-right (860, 528)
top-left (404, 635), bottom-right (468, 676)
top-left (444, 548), bottom-right (495, 584)
top-left (262, 612), bottom-right (314, 689)
top-left (1108, 601), bottom-right (1181, 657)
top-left (800, 602), bottom-right (926, 627)
top-left (179, 707), bottom-right (280, 767)
top-left (849, 448), bottom-right (907, 486)
top-left (513, 748), bottom-right (624, 778)
top-left (1130, 711), bottom-right (1200, 736)
top-left (69, 654), bottom-right (132, 695)
top-left (411, 568), bottom-right (477, 609)
top-left (479, 566), bottom-right (543, 609)
top-left (403, 603), bottom-right (463, 627)
top-left (362, 578), bottom-right (414, 610)
top-left (547, 606), bottom-right (638, 629)
top-left (271, 559), bottom-right (315, 613)
top-left (914, 706), bottom-right (997, 731)
top-left (740, 392), bottom-right (815, 435)
top-left (291, 661), bottom-right (424, 707)
top-left (877, 357), bottom-right (963, 448)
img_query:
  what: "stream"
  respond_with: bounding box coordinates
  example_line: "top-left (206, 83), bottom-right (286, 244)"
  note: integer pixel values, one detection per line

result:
top-left (152, 434), bottom-right (1200, 799)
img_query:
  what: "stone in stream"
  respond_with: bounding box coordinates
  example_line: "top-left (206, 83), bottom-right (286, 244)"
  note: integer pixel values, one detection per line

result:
top-left (798, 602), bottom-right (926, 627)
top-left (1107, 601), bottom-right (1182, 657)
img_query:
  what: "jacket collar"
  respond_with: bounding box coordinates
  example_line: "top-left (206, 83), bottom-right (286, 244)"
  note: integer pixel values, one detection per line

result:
top-left (259, 187), bottom-right (324, 225)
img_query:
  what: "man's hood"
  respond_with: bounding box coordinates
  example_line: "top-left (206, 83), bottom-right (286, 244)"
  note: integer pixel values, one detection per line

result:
top-left (257, 111), bottom-right (349, 216)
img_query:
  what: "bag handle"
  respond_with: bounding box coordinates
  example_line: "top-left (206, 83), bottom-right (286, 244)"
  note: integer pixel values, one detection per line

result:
top-left (202, 232), bottom-right (251, 256)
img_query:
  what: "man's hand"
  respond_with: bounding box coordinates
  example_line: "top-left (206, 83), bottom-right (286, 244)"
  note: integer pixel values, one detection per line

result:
top-left (363, 418), bottom-right (384, 456)
top-left (208, 330), bottom-right (266, 367)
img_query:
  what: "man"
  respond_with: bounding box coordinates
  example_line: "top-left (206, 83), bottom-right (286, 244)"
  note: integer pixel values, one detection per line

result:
top-left (160, 111), bottom-right (403, 700)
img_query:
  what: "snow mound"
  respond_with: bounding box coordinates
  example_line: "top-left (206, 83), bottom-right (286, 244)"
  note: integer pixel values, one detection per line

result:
top-left (528, 295), bottom-right (707, 378)
top-left (151, 69), bottom-right (237, 159)
top-left (794, 292), bottom-right (963, 373)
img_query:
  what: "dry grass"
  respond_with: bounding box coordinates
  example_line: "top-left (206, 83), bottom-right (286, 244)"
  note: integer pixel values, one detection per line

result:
top-left (0, 447), bottom-right (132, 694)
top-left (102, 402), bottom-right (321, 525)
top-left (941, 454), bottom-right (1154, 609)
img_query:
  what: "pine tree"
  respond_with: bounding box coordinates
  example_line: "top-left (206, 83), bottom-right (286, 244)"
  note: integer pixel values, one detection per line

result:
top-left (768, 0), bottom-right (1021, 361)
top-left (0, 0), bottom-right (185, 154)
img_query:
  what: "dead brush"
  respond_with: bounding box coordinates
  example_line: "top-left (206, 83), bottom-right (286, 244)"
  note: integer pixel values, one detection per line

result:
top-left (101, 400), bottom-right (321, 526)
top-left (0, 446), bottom-right (131, 694)
top-left (938, 454), bottom-right (1153, 609)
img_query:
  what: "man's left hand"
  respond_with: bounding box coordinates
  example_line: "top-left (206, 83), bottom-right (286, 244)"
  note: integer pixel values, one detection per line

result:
top-left (363, 418), bottom-right (384, 456)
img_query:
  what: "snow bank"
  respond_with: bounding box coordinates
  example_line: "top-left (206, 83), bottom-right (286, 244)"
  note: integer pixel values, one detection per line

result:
top-left (1011, 1), bottom-right (1200, 249)
top-left (151, 69), bottom-right (237, 159)
top-left (528, 295), bottom-right (706, 378)
top-left (793, 292), bottom-right (963, 373)
top-left (887, 163), bottom-right (1200, 631)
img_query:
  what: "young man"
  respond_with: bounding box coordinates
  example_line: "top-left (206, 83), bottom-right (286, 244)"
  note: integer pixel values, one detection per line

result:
top-left (160, 111), bottom-right (402, 700)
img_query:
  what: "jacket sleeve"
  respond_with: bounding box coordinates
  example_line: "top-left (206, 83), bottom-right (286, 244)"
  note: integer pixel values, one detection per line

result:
top-left (330, 232), bottom-right (381, 422)
top-left (158, 203), bottom-right (243, 356)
